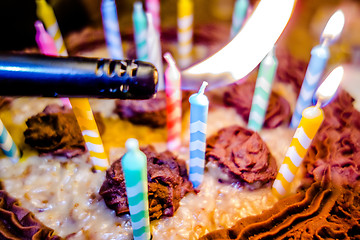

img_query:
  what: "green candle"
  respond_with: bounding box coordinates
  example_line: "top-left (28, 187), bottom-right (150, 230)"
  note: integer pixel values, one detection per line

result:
top-left (122, 138), bottom-right (150, 240)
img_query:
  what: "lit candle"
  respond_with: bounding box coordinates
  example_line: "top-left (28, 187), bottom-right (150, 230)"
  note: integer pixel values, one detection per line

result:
top-left (290, 10), bottom-right (345, 128)
top-left (248, 47), bottom-right (278, 131)
top-left (101, 0), bottom-right (124, 59)
top-left (230, 0), bottom-right (249, 39)
top-left (36, 0), bottom-right (67, 56)
top-left (177, 0), bottom-right (194, 68)
top-left (146, 13), bottom-right (164, 90)
top-left (164, 52), bottom-right (182, 152)
top-left (34, 21), bottom-right (72, 108)
top-left (0, 119), bottom-right (20, 163)
top-left (145, 0), bottom-right (161, 34)
top-left (133, 2), bottom-right (148, 61)
top-left (122, 138), bottom-right (151, 240)
top-left (273, 66), bottom-right (344, 198)
top-left (189, 81), bottom-right (209, 188)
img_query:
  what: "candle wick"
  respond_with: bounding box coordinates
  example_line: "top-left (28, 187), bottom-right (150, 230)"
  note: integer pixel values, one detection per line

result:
top-left (198, 81), bottom-right (208, 94)
top-left (315, 100), bottom-right (322, 109)
top-left (321, 37), bottom-right (330, 47)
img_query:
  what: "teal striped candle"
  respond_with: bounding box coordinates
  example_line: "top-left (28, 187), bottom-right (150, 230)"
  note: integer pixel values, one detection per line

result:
top-left (0, 119), bottom-right (20, 163)
top-left (122, 139), bottom-right (150, 240)
top-left (133, 2), bottom-right (148, 61)
top-left (248, 47), bottom-right (278, 131)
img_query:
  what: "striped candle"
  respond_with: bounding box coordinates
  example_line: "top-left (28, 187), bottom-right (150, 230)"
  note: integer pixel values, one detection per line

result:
top-left (290, 44), bottom-right (329, 128)
top-left (248, 47), bottom-right (278, 131)
top-left (122, 139), bottom-right (151, 240)
top-left (177, 0), bottom-right (193, 68)
top-left (0, 119), bottom-right (20, 163)
top-left (36, 0), bottom-right (67, 56)
top-left (230, 0), bottom-right (249, 39)
top-left (70, 98), bottom-right (109, 171)
top-left (189, 81), bottom-right (209, 188)
top-left (146, 13), bottom-right (164, 90)
top-left (273, 104), bottom-right (323, 198)
top-left (145, 0), bottom-right (161, 34)
top-left (164, 52), bottom-right (182, 152)
top-left (133, 2), bottom-right (148, 61)
top-left (34, 21), bottom-right (71, 108)
top-left (101, 0), bottom-right (124, 59)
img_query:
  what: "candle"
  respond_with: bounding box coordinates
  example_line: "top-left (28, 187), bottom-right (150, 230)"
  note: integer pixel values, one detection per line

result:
top-left (35, 21), bottom-right (57, 56)
top-left (36, 0), bottom-right (67, 56)
top-left (122, 138), bottom-right (151, 240)
top-left (34, 21), bottom-right (72, 108)
top-left (145, 0), bottom-right (161, 34)
top-left (146, 13), bottom-right (164, 90)
top-left (290, 10), bottom-right (345, 128)
top-left (0, 119), bottom-right (20, 163)
top-left (273, 66), bottom-right (344, 198)
top-left (70, 98), bottom-right (109, 172)
top-left (189, 81), bottom-right (209, 188)
top-left (177, 0), bottom-right (194, 68)
top-left (133, 2), bottom-right (148, 61)
top-left (248, 47), bottom-right (278, 131)
top-left (230, 0), bottom-right (249, 39)
top-left (101, 0), bottom-right (124, 59)
top-left (164, 52), bottom-right (182, 152)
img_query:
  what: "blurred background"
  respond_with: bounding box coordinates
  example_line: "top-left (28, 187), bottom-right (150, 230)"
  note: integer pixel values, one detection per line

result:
top-left (0, 0), bottom-right (358, 64)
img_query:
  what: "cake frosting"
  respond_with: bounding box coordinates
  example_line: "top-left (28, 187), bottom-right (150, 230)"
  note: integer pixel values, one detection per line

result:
top-left (24, 104), bottom-right (105, 158)
top-left (200, 180), bottom-right (360, 239)
top-left (100, 145), bottom-right (194, 220)
top-left (0, 97), bottom-right (12, 110)
top-left (206, 125), bottom-right (277, 187)
top-left (224, 81), bottom-right (291, 128)
top-left (0, 183), bottom-right (61, 240)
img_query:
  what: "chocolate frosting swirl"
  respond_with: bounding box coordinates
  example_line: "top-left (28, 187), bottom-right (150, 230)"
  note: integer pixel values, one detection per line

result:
top-left (303, 90), bottom-right (360, 189)
top-left (24, 104), bottom-right (105, 158)
top-left (200, 181), bottom-right (360, 239)
top-left (206, 126), bottom-right (277, 187)
top-left (224, 81), bottom-right (291, 129)
top-left (0, 184), bottom-right (62, 240)
top-left (99, 145), bottom-right (193, 220)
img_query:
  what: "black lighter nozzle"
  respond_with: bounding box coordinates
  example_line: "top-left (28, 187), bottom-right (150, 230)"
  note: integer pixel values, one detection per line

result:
top-left (0, 53), bottom-right (158, 99)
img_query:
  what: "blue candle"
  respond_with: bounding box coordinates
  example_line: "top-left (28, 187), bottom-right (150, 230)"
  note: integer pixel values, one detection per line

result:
top-left (101, 0), bottom-right (124, 59)
top-left (290, 43), bottom-right (330, 128)
top-left (230, 0), bottom-right (249, 39)
top-left (189, 81), bottom-right (209, 188)
top-left (122, 138), bottom-right (150, 240)
top-left (133, 2), bottom-right (148, 61)
top-left (0, 119), bottom-right (20, 163)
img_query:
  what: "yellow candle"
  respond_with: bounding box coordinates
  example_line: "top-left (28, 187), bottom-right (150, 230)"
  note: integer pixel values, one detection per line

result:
top-left (36, 0), bottom-right (68, 56)
top-left (272, 104), bottom-right (324, 198)
top-left (70, 99), bottom-right (109, 171)
top-left (177, 0), bottom-right (193, 68)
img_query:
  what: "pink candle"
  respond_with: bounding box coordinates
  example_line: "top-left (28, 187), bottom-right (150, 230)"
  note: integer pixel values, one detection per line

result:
top-left (146, 0), bottom-right (161, 33)
top-left (164, 52), bottom-right (182, 151)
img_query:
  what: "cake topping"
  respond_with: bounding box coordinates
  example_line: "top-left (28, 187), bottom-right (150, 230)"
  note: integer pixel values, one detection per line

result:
top-left (24, 104), bottom-right (105, 158)
top-left (206, 125), bottom-right (278, 187)
top-left (200, 181), bottom-right (360, 239)
top-left (99, 145), bottom-right (194, 220)
top-left (303, 90), bottom-right (360, 188)
top-left (0, 97), bottom-right (12, 109)
top-left (224, 81), bottom-right (291, 128)
top-left (0, 184), bottom-right (61, 240)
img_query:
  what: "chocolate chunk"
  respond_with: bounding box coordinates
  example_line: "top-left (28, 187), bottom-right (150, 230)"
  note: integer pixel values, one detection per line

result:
top-left (224, 81), bottom-right (291, 128)
top-left (0, 184), bottom-right (62, 240)
top-left (206, 125), bottom-right (277, 187)
top-left (200, 181), bottom-right (360, 240)
top-left (303, 90), bottom-right (360, 189)
top-left (99, 145), bottom-right (194, 220)
top-left (24, 104), bottom-right (105, 158)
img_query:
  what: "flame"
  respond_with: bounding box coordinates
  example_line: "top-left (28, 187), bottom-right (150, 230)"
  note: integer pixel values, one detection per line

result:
top-left (182, 0), bottom-right (296, 90)
top-left (315, 66), bottom-right (344, 102)
top-left (321, 10), bottom-right (345, 43)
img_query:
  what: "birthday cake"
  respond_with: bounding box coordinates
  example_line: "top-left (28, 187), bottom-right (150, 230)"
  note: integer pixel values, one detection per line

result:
top-left (1, 0), bottom-right (360, 239)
